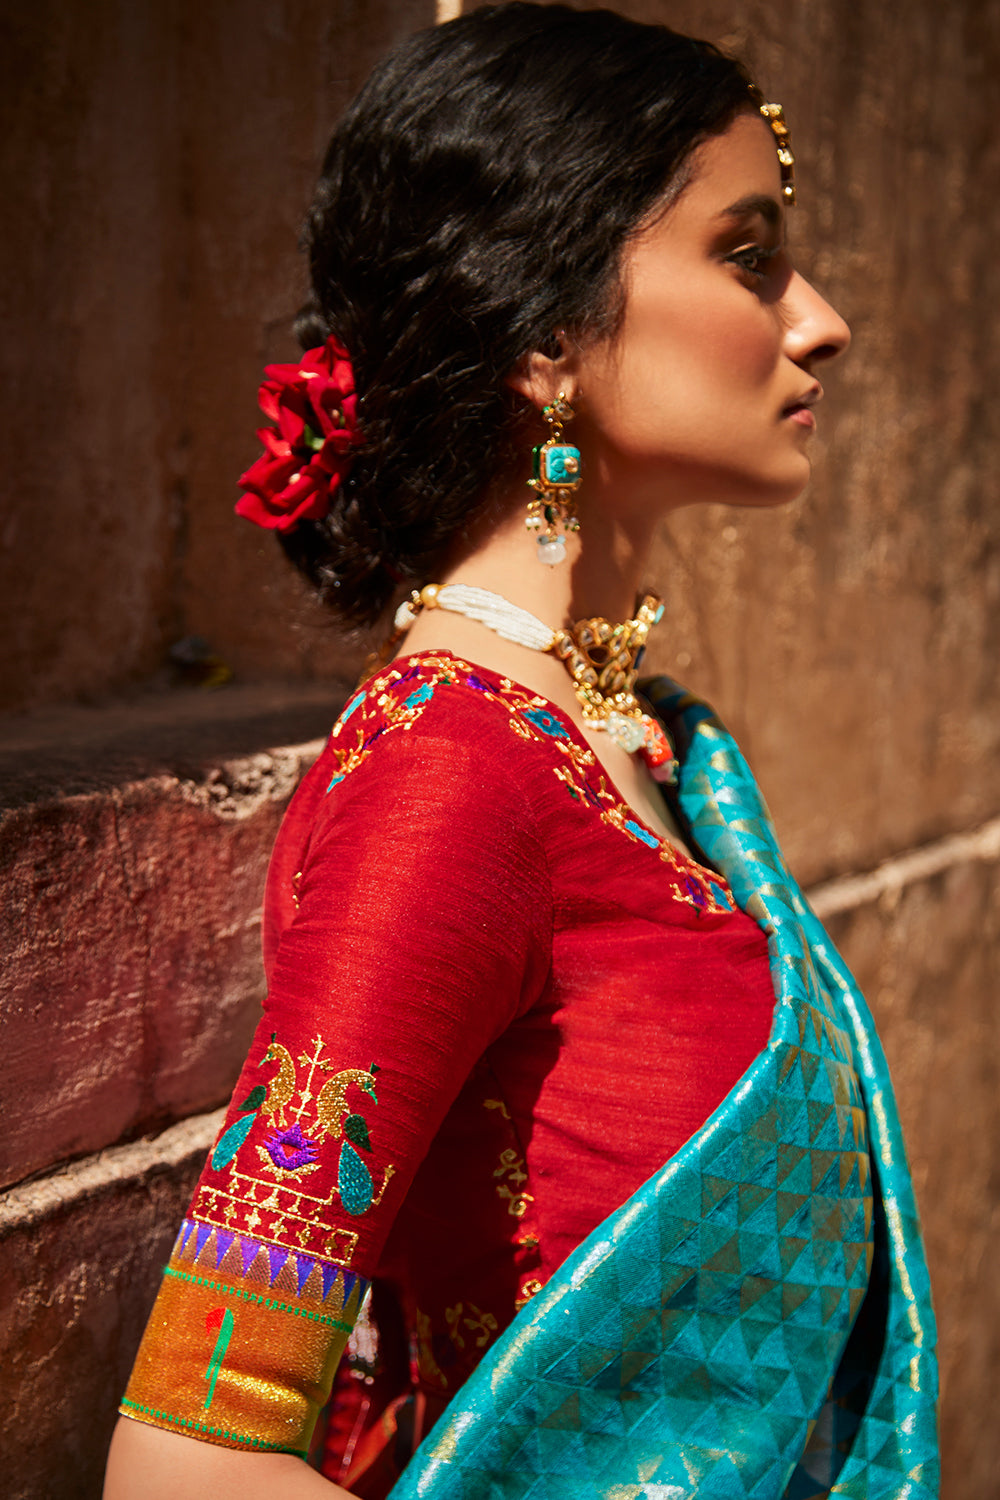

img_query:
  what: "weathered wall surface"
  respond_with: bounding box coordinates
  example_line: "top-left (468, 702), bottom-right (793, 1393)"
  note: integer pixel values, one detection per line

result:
top-left (1, 0), bottom-right (997, 1496)
top-left (0, 691), bottom-right (333, 1190)
top-left (2, 0), bottom-right (997, 884)
top-left (812, 829), bottom-right (1000, 1500)
top-left (1, 1115), bottom-right (220, 1500)
top-left (1, 0), bottom-right (439, 709)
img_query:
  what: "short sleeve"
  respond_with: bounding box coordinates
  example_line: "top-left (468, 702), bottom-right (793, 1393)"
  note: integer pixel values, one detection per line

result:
top-left (120, 679), bottom-right (552, 1458)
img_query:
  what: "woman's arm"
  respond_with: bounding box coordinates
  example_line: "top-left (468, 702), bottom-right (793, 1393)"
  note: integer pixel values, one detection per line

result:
top-left (106, 683), bottom-right (550, 1490)
top-left (104, 1418), bottom-right (354, 1500)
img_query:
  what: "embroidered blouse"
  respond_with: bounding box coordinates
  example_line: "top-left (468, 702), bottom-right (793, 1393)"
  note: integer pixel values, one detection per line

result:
top-left (120, 652), bottom-right (777, 1483)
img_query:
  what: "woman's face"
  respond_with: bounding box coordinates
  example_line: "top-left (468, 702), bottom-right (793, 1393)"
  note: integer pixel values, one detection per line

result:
top-left (568, 110), bottom-right (851, 514)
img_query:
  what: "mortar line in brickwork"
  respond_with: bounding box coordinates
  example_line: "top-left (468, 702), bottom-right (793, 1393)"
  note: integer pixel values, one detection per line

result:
top-left (808, 813), bottom-right (1000, 919)
top-left (0, 1108), bottom-right (225, 1233)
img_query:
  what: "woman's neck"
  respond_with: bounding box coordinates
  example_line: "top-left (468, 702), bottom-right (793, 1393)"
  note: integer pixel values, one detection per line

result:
top-left (390, 492), bottom-right (691, 852)
top-left (440, 491), bottom-right (658, 629)
top-left (395, 491), bottom-right (660, 720)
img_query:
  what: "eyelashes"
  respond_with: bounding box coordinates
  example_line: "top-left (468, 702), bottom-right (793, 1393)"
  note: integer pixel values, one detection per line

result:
top-left (727, 243), bottom-right (783, 282)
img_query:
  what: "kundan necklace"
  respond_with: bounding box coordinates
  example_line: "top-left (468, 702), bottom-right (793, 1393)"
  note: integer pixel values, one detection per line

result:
top-left (394, 584), bottom-right (678, 783)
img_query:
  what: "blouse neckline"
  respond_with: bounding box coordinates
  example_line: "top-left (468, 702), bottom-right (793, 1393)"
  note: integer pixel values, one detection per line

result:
top-left (382, 648), bottom-right (730, 898)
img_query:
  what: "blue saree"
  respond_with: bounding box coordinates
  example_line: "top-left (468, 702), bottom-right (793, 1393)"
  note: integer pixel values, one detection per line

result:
top-left (388, 680), bottom-right (939, 1500)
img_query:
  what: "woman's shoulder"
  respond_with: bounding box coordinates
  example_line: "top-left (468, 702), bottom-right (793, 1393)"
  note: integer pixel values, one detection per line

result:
top-left (319, 650), bottom-right (582, 796)
top-left (264, 651), bottom-right (561, 969)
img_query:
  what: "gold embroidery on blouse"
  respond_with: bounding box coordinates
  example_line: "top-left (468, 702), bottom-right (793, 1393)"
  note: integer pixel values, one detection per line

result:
top-left (493, 1146), bottom-right (533, 1217)
top-left (493, 1148), bottom-right (528, 1187)
top-left (515, 1278), bottom-right (544, 1311)
top-left (445, 1301), bottom-right (499, 1351)
top-left (324, 653), bottom-right (733, 917)
top-left (194, 1035), bottom-right (396, 1268)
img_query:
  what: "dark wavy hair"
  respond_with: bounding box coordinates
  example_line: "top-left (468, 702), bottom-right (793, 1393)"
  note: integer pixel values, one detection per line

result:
top-left (280, 2), bottom-right (754, 626)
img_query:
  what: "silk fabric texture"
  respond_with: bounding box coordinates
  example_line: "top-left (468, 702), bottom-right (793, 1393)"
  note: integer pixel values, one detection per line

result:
top-left (120, 654), bottom-right (778, 1472)
top-left (386, 679), bottom-right (939, 1500)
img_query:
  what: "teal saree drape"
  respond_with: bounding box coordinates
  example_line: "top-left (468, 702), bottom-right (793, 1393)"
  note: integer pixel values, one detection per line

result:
top-left (388, 681), bottom-right (939, 1500)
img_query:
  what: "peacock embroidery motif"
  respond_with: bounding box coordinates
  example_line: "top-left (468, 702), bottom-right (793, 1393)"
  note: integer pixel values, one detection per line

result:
top-left (208, 1032), bottom-right (396, 1219)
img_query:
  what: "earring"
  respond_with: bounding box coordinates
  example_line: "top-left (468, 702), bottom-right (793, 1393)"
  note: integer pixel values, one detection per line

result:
top-left (525, 393), bottom-right (581, 566)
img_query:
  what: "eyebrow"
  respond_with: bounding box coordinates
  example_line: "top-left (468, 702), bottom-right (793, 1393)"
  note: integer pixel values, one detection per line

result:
top-left (716, 193), bottom-right (783, 227)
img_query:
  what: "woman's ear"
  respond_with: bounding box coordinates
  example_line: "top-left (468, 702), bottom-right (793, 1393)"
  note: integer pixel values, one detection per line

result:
top-left (505, 333), bottom-right (580, 409)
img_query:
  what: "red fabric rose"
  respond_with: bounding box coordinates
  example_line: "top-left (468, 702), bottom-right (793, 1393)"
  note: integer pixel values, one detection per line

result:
top-left (235, 337), bottom-right (361, 532)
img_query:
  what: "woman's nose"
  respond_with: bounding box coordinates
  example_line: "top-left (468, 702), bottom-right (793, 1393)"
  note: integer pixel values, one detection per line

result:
top-left (782, 272), bottom-right (851, 366)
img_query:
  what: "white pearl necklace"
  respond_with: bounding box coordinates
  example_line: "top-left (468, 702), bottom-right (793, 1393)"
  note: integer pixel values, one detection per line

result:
top-left (394, 584), bottom-right (556, 652)
top-left (392, 584), bottom-right (677, 780)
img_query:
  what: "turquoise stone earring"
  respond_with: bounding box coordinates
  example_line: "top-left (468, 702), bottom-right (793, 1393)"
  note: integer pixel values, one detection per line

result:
top-left (525, 393), bottom-right (581, 566)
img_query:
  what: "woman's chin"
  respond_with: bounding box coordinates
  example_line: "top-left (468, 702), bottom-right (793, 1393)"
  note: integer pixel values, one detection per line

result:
top-left (709, 465), bottom-right (812, 512)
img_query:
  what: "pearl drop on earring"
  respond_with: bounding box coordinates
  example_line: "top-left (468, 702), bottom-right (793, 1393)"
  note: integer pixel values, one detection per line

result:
top-left (536, 533), bottom-right (567, 566)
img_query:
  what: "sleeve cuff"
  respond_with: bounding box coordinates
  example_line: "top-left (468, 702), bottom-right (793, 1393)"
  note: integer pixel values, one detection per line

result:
top-left (120, 1218), bottom-right (368, 1456)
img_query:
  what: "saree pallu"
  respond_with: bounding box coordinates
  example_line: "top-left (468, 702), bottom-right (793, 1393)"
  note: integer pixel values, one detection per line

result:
top-left (387, 681), bottom-right (939, 1500)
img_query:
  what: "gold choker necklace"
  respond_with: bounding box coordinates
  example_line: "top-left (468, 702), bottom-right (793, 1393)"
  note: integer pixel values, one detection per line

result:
top-left (393, 584), bottom-right (677, 782)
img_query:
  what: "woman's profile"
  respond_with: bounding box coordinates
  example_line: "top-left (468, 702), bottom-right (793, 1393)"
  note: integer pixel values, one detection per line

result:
top-left (104, 5), bottom-right (939, 1497)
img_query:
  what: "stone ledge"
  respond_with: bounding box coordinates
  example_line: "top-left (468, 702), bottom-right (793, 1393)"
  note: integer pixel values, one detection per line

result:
top-left (0, 680), bottom-right (347, 810)
top-left (0, 1108), bottom-right (224, 1234)
top-left (0, 684), bottom-right (348, 1193)
top-left (0, 1129), bottom-right (213, 1500)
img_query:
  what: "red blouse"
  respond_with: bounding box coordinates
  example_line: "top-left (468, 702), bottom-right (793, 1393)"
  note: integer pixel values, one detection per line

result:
top-left (121, 652), bottom-right (776, 1486)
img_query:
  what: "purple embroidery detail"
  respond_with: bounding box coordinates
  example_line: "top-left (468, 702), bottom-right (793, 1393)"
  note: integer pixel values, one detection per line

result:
top-left (341, 1270), bottom-right (357, 1303)
top-left (267, 1245), bottom-right (289, 1283)
top-left (194, 1223), bottom-right (213, 1260)
top-left (213, 1229), bottom-right (236, 1268)
top-left (362, 723), bottom-right (388, 751)
top-left (395, 664), bottom-right (421, 686)
top-left (177, 1219), bottom-right (196, 1257)
top-left (521, 707), bottom-right (569, 738)
top-left (296, 1255), bottom-right (317, 1295)
top-left (264, 1122), bottom-right (319, 1172)
top-left (684, 875), bottom-right (709, 908)
top-left (239, 1235), bottom-right (260, 1274)
top-left (465, 674), bottom-right (490, 692)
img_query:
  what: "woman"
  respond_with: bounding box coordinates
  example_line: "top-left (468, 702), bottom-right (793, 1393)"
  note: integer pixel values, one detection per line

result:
top-left (105, 5), bottom-right (938, 1498)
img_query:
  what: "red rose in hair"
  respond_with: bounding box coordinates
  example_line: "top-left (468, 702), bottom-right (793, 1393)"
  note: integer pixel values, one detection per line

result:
top-left (235, 337), bottom-right (360, 532)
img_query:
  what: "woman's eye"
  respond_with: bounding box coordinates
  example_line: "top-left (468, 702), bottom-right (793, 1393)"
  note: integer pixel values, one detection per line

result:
top-left (728, 244), bottom-right (780, 282)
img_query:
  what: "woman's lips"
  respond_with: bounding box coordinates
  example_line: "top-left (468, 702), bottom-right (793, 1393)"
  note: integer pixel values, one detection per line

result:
top-left (782, 384), bottom-right (822, 427)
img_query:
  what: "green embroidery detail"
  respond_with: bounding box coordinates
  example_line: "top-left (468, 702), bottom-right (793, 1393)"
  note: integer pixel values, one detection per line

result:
top-left (119, 1399), bottom-right (307, 1456)
top-left (343, 1112), bottom-right (372, 1151)
top-left (162, 1265), bottom-right (353, 1332)
top-left (338, 1139), bottom-right (374, 1216)
top-left (203, 1307), bottom-right (234, 1410)
top-left (211, 1110), bottom-right (258, 1172)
